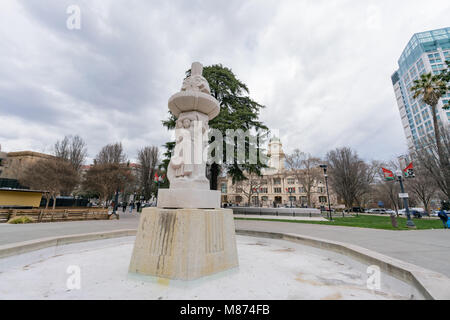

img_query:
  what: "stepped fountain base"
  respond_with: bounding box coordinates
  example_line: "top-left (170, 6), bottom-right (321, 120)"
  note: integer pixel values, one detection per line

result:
top-left (129, 207), bottom-right (238, 280)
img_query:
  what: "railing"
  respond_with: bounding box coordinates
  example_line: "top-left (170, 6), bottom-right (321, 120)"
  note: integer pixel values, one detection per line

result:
top-left (0, 208), bottom-right (110, 223)
top-left (231, 207), bottom-right (322, 218)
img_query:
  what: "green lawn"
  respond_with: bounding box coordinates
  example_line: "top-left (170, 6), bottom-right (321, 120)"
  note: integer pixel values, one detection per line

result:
top-left (235, 215), bottom-right (446, 231)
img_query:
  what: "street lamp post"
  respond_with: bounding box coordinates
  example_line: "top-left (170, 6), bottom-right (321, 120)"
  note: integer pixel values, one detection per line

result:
top-left (320, 165), bottom-right (333, 221)
top-left (396, 170), bottom-right (416, 228)
top-left (286, 187), bottom-right (295, 208)
top-left (112, 188), bottom-right (119, 215)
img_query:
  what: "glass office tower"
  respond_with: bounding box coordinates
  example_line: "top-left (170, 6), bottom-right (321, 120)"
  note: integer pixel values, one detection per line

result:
top-left (392, 27), bottom-right (450, 150)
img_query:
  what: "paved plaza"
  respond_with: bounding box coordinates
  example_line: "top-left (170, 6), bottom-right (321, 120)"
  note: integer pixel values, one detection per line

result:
top-left (1, 212), bottom-right (449, 277)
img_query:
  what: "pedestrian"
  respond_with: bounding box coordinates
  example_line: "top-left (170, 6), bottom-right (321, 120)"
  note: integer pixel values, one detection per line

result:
top-left (136, 201), bottom-right (141, 213)
top-left (122, 201), bottom-right (127, 213)
top-left (438, 208), bottom-right (449, 229)
top-left (129, 202), bottom-right (134, 213)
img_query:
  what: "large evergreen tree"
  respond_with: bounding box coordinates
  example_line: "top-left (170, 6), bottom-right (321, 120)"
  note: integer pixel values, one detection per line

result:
top-left (162, 64), bottom-right (268, 190)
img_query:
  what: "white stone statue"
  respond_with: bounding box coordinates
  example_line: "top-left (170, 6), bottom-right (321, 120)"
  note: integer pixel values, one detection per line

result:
top-left (159, 62), bottom-right (221, 208)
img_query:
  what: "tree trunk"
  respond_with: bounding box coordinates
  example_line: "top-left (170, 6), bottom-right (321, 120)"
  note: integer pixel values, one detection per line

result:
top-left (45, 194), bottom-right (50, 209)
top-left (52, 195), bottom-right (56, 210)
top-left (390, 214), bottom-right (398, 228)
top-left (210, 163), bottom-right (219, 190)
top-left (306, 189), bottom-right (312, 207)
top-left (431, 104), bottom-right (450, 200)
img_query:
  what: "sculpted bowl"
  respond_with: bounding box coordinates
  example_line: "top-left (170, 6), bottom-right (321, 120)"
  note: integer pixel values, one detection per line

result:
top-left (168, 91), bottom-right (220, 120)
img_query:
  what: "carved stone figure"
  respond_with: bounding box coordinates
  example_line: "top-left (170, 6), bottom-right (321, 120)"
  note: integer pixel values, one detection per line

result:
top-left (166, 62), bottom-right (219, 193)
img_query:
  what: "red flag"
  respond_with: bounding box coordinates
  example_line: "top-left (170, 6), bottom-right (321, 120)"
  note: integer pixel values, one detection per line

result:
top-left (382, 168), bottom-right (395, 181)
top-left (403, 163), bottom-right (415, 178)
top-left (154, 173), bottom-right (159, 183)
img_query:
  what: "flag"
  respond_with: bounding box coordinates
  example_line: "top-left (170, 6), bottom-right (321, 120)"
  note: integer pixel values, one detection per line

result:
top-left (403, 163), bottom-right (415, 178)
top-left (154, 173), bottom-right (159, 183)
top-left (382, 168), bottom-right (395, 181)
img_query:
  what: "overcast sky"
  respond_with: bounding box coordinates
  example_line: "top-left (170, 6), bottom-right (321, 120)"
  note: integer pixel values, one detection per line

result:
top-left (1, 0), bottom-right (449, 164)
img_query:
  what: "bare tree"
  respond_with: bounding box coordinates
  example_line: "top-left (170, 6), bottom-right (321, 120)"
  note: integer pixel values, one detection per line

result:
top-left (234, 172), bottom-right (263, 206)
top-left (285, 149), bottom-right (321, 207)
top-left (326, 147), bottom-right (373, 209)
top-left (54, 135), bottom-right (88, 172)
top-left (19, 158), bottom-right (79, 209)
top-left (81, 143), bottom-right (133, 207)
top-left (137, 146), bottom-right (159, 200)
top-left (413, 127), bottom-right (450, 201)
top-left (354, 160), bottom-right (379, 209)
top-left (405, 161), bottom-right (438, 216)
top-left (54, 137), bottom-right (70, 161)
top-left (82, 163), bottom-right (134, 207)
top-left (373, 161), bottom-right (402, 215)
top-left (95, 142), bottom-right (126, 165)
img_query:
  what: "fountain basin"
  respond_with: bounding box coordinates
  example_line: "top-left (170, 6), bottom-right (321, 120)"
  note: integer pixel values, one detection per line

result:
top-left (0, 234), bottom-right (425, 300)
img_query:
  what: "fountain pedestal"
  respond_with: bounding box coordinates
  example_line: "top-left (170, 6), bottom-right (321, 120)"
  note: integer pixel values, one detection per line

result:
top-left (129, 208), bottom-right (238, 280)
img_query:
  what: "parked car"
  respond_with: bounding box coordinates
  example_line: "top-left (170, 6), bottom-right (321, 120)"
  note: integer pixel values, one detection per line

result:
top-left (385, 209), bottom-right (396, 215)
top-left (367, 208), bottom-right (386, 214)
top-left (410, 210), bottom-right (423, 218)
top-left (432, 210), bottom-right (450, 217)
top-left (397, 209), bottom-right (423, 218)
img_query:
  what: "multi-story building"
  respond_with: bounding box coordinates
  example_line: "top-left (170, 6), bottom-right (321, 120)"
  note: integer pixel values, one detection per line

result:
top-left (0, 148), bottom-right (7, 178)
top-left (392, 27), bottom-right (450, 151)
top-left (0, 151), bottom-right (54, 181)
top-left (218, 139), bottom-right (338, 208)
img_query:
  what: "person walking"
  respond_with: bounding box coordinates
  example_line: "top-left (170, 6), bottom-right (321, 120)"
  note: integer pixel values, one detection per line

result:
top-left (438, 208), bottom-right (449, 229)
top-left (129, 201), bottom-right (134, 213)
top-left (136, 201), bottom-right (141, 213)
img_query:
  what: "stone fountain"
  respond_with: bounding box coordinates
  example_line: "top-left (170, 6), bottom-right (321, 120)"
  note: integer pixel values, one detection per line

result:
top-left (128, 62), bottom-right (239, 280)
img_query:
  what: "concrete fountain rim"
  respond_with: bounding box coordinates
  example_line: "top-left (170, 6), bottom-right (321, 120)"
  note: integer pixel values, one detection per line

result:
top-left (0, 228), bottom-right (449, 300)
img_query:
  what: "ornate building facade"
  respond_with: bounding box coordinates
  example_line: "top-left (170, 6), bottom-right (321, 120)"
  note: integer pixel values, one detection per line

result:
top-left (218, 139), bottom-right (338, 208)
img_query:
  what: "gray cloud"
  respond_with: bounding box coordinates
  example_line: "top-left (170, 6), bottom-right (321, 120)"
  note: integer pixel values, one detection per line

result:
top-left (0, 0), bottom-right (449, 164)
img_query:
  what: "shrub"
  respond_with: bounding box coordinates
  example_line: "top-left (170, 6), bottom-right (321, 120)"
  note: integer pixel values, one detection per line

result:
top-left (8, 216), bottom-right (34, 224)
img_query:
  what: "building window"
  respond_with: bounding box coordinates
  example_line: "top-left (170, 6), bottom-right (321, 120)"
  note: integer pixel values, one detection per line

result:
top-left (221, 183), bottom-right (227, 194)
top-left (425, 121), bottom-right (433, 132)
top-left (416, 58), bottom-right (425, 71)
top-left (414, 114), bottom-right (422, 125)
top-left (319, 196), bottom-right (327, 203)
top-left (235, 196), bottom-right (243, 204)
top-left (287, 178), bottom-right (295, 185)
top-left (418, 125), bottom-right (425, 136)
top-left (261, 179), bottom-right (268, 185)
top-left (318, 187), bottom-right (325, 193)
top-left (274, 187), bottom-right (282, 193)
top-left (260, 188), bottom-right (268, 194)
top-left (273, 178), bottom-right (281, 185)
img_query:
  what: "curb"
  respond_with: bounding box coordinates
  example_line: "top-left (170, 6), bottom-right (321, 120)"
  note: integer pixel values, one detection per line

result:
top-left (0, 228), bottom-right (449, 300)
top-left (0, 229), bottom-right (137, 259)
